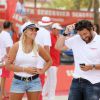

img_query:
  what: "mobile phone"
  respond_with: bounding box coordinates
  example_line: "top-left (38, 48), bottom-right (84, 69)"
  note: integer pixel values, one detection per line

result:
top-left (80, 64), bottom-right (85, 68)
top-left (80, 64), bottom-right (85, 66)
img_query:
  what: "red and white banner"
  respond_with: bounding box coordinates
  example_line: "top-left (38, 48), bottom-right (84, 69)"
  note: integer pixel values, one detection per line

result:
top-left (6, 0), bottom-right (17, 20)
top-left (25, 7), bottom-right (94, 25)
top-left (0, 0), bottom-right (7, 25)
top-left (1, 0), bottom-right (94, 26)
top-left (0, 0), bottom-right (7, 10)
top-left (56, 65), bottom-right (74, 94)
top-left (0, 0), bottom-right (17, 25)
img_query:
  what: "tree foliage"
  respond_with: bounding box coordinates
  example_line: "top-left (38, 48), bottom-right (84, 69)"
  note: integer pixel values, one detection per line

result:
top-left (43, 0), bottom-right (99, 12)
top-left (94, 0), bottom-right (99, 24)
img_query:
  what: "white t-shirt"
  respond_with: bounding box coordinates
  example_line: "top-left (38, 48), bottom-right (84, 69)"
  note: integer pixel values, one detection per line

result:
top-left (35, 27), bottom-right (51, 68)
top-left (15, 1), bottom-right (26, 15)
top-left (65, 34), bottom-right (100, 84)
top-left (0, 30), bottom-right (13, 75)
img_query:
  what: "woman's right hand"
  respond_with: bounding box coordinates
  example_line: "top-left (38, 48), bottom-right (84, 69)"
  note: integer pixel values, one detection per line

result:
top-left (24, 67), bottom-right (37, 75)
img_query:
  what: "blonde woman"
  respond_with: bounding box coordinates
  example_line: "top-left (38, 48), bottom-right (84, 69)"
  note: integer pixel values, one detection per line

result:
top-left (6, 21), bottom-right (52, 100)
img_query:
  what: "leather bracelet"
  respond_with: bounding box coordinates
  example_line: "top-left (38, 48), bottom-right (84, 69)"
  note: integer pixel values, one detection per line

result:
top-left (62, 33), bottom-right (68, 36)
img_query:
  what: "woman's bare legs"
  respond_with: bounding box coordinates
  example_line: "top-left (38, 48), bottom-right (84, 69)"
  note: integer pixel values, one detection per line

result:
top-left (9, 93), bottom-right (24, 100)
top-left (27, 91), bottom-right (41, 100)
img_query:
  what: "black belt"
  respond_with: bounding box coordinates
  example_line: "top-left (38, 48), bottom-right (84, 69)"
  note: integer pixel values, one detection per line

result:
top-left (73, 78), bottom-right (91, 83)
top-left (14, 74), bottom-right (39, 82)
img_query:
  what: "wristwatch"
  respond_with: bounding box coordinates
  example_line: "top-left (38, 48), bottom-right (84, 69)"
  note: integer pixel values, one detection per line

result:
top-left (92, 64), bottom-right (95, 69)
top-left (62, 32), bottom-right (68, 36)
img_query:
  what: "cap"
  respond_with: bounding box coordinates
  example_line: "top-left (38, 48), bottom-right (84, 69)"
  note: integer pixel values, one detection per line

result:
top-left (52, 23), bottom-right (63, 30)
top-left (21, 21), bottom-right (39, 33)
top-left (38, 16), bottom-right (52, 26)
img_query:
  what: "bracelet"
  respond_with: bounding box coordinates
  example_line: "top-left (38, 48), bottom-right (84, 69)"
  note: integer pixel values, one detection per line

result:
top-left (62, 33), bottom-right (68, 36)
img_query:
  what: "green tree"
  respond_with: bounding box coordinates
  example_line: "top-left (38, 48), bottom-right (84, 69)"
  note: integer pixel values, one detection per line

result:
top-left (73, 0), bottom-right (81, 10)
top-left (45, 0), bottom-right (94, 10)
top-left (94, 0), bottom-right (99, 26)
top-left (87, 0), bottom-right (93, 11)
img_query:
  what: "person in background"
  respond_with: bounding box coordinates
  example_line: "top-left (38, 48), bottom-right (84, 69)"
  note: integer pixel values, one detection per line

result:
top-left (0, 21), bottom-right (13, 99)
top-left (0, 27), bottom-right (2, 33)
top-left (55, 20), bottom-right (100, 100)
top-left (93, 23), bottom-right (100, 34)
top-left (42, 23), bottom-right (63, 100)
top-left (6, 21), bottom-right (52, 100)
top-left (15, 0), bottom-right (26, 15)
top-left (19, 16), bottom-right (29, 37)
top-left (35, 16), bottom-right (52, 100)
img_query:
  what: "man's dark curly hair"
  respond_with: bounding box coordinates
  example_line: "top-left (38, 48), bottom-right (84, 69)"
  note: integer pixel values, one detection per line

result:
top-left (75, 20), bottom-right (93, 32)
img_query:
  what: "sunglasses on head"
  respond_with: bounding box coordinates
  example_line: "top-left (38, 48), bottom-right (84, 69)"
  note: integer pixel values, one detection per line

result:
top-left (28, 28), bottom-right (38, 32)
top-left (23, 27), bottom-right (38, 32)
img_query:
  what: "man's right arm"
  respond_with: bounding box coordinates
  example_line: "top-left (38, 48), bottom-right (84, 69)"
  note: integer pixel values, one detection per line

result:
top-left (55, 35), bottom-right (69, 51)
top-left (55, 24), bottom-right (75, 51)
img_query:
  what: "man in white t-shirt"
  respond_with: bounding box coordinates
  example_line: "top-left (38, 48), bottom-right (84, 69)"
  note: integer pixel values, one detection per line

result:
top-left (35, 16), bottom-right (52, 100)
top-left (35, 16), bottom-right (52, 68)
top-left (55, 20), bottom-right (100, 100)
top-left (15, 0), bottom-right (26, 15)
top-left (0, 21), bottom-right (13, 99)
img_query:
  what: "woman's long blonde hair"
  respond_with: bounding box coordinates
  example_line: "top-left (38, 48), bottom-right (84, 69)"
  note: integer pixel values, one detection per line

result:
top-left (20, 29), bottom-right (38, 55)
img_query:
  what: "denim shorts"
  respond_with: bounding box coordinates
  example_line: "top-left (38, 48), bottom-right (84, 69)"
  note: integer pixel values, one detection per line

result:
top-left (10, 77), bottom-right (42, 93)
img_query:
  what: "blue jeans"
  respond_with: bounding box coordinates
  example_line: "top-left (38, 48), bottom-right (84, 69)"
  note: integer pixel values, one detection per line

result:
top-left (68, 78), bottom-right (100, 100)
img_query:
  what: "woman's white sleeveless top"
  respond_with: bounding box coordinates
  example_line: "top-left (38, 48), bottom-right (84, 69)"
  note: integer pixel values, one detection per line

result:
top-left (14, 41), bottom-right (39, 77)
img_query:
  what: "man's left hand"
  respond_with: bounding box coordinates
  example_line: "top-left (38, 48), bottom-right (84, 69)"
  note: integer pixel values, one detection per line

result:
top-left (80, 65), bottom-right (93, 71)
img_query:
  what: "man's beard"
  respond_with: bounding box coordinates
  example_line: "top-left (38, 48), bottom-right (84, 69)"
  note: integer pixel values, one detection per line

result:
top-left (82, 36), bottom-right (93, 43)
